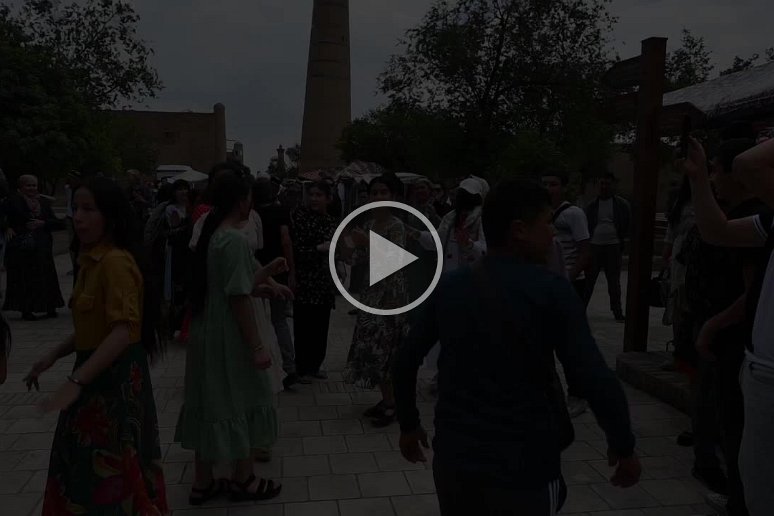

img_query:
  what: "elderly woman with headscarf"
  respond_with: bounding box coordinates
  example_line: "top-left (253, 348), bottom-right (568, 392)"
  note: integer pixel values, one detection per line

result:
top-left (410, 176), bottom-right (488, 272)
top-left (3, 174), bottom-right (65, 321)
top-left (408, 177), bottom-right (488, 389)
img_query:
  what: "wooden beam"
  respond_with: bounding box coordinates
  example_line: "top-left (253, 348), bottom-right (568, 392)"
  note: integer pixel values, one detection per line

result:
top-left (623, 37), bottom-right (667, 353)
top-left (603, 56), bottom-right (642, 90)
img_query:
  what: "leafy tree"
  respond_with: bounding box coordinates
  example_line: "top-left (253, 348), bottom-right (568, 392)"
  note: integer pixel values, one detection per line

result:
top-left (720, 54), bottom-right (760, 76)
top-left (0, 9), bottom-right (155, 187)
top-left (720, 48), bottom-right (774, 76)
top-left (6, 0), bottom-right (162, 107)
top-left (377, 0), bottom-right (617, 175)
top-left (338, 104), bottom-right (469, 179)
top-left (665, 28), bottom-right (713, 90)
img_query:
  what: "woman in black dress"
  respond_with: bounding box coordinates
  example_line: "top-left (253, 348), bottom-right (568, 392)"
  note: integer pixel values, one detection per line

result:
top-left (3, 174), bottom-right (65, 320)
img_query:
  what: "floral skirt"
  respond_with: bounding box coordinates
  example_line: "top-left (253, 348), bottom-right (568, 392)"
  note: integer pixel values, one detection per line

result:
top-left (343, 312), bottom-right (408, 390)
top-left (43, 344), bottom-right (168, 515)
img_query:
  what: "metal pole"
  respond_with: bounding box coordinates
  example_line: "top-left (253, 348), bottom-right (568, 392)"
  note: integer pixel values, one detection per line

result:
top-left (623, 37), bottom-right (667, 352)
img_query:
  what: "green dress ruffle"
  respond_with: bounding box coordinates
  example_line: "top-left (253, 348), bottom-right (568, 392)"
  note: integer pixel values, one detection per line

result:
top-left (175, 228), bottom-right (277, 461)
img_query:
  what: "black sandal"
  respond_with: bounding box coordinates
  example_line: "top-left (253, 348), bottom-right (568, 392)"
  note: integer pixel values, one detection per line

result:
top-left (363, 400), bottom-right (387, 419)
top-left (371, 405), bottom-right (396, 428)
top-left (230, 473), bottom-right (282, 502)
top-left (189, 478), bottom-right (228, 506)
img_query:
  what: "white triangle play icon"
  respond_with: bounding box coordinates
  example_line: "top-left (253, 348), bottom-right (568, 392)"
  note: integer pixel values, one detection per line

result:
top-left (369, 231), bottom-right (419, 287)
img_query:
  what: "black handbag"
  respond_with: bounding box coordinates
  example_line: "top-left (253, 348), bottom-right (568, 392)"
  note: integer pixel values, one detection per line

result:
top-left (648, 268), bottom-right (670, 308)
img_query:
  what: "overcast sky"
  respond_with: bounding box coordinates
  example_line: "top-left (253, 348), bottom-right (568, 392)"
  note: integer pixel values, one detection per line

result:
top-left (131, 0), bottom-right (771, 172)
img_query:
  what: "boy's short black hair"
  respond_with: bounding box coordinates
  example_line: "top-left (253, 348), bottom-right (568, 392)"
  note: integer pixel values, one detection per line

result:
top-left (540, 170), bottom-right (569, 186)
top-left (483, 180), bottom-right (551, 249)
top-left (715, 138), bottom-right (756, 175)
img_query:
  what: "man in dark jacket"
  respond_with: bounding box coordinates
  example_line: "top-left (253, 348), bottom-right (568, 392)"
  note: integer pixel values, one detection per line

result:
top-left (585, 172), bottom-right (631, 321)
top-left (394, 180), bottom-right (640, 516)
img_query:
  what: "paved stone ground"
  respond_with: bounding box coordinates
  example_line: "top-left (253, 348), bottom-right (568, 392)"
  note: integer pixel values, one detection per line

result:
top-left (0, 255), bottom-right (717, 515)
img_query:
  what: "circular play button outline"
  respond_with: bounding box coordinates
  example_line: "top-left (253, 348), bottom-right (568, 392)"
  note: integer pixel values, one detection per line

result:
top-left (329, 201), bottom-right (444, 316)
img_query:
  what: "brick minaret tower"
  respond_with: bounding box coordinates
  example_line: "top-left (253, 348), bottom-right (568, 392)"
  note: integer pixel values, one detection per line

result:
top-left (299, 0), bottom-right (352, 173)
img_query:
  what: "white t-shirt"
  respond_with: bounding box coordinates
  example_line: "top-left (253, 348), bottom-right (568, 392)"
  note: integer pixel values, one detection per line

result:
top-left (750, 213), bottom-right (774, 367)
top-left (553, 203), bottom-right (590, 280)
top-left (591, 198), bottom-right (619, 245)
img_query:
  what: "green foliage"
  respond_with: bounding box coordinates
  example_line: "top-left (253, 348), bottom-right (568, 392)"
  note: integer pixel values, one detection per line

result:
top-left (338, 104), bottom-right (469, 179)
top-left (0, 6), bottom-right (157, 184)
top-left (9, 0), bottom-right (162, 108)
top-left (665, 29), bottom-right (713, 90)
top-left (343, 0), bottom-right (618, 179)
top-left (720, 49), bottom-right (774, 76)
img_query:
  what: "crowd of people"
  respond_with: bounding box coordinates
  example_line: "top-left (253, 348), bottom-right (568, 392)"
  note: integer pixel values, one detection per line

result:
top-left (0, 121), bottom-right (772, 515)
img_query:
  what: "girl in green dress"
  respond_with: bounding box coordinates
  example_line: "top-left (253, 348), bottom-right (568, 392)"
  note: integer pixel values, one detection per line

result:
top-left (176, 171), bottom-right (287, 504)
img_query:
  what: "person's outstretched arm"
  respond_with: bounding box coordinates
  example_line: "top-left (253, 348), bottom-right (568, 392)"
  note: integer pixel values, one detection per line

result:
top-left (681, 137), bottom-right (766, 247)
top-left (551, 278), bottom-right (640, 487)
top-left (736, 137), bottom-right (774, 207)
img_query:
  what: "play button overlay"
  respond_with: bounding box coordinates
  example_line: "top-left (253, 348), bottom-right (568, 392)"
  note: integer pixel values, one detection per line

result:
top-left (329, 201), bottom-right (443, 316)
top-left (369, 231), bottom-right (419, 286)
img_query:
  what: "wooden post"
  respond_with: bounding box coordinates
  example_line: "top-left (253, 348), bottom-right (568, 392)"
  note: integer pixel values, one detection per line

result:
top-left (623, 37), bottom-right (667, 352)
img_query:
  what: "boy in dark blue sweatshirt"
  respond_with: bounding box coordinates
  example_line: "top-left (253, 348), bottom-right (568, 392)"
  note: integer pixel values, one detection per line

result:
top-left (393, 180), bottom-right (641, 515)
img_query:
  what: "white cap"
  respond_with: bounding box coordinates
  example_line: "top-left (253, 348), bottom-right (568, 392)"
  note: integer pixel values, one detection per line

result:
top-left (458, 176), bottom-right (490, 198)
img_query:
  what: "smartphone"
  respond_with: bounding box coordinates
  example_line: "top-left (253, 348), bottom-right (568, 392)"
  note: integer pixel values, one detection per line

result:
top-left (679, 115), bottom-right (692, 159)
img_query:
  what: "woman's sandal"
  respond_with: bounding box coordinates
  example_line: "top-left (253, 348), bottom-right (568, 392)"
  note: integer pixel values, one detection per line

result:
top-left (189, 478), bottom-right (228, 506)
top-left (230, 474), bottom-right (283, 502)
top-left (371, 405), bottom-right (396, 428)
top-left (363, 400), bottom-right (387, 419)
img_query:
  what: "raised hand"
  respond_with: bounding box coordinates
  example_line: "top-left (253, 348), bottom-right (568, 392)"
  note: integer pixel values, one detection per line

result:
top-left (676, 137), bottom-right (708, 181)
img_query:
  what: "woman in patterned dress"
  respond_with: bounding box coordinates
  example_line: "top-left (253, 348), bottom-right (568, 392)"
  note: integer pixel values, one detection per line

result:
top-left (291, 182), bottom-right (338, 380)
top-left (343, 176), bottom-right (410, 427)
top-left (24, 177), bottom-right (167, 515)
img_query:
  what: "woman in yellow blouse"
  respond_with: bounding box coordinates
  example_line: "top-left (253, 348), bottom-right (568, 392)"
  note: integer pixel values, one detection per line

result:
top-left (23, 177), bottom-right (167, 515)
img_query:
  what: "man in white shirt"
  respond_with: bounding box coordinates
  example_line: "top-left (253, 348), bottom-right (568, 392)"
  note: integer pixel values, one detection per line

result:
top-left (542, 171), bottom-right (591, 418)
top-left (680, 136), bottom-right (774, 516)
top-left (542, 172), bottom-right (590, 299)
top-left (585, 173), bottom-right (630, 322)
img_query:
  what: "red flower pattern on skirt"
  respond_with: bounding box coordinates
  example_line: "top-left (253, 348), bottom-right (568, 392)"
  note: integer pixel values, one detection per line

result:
top-left (130, 362), bottom-right (143, 394)
top-left (72, 397), bottom-right (112, 448)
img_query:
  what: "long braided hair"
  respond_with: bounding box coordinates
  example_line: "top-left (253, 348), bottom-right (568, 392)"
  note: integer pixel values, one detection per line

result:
top-left (189, 170), bottom-right (254, 315)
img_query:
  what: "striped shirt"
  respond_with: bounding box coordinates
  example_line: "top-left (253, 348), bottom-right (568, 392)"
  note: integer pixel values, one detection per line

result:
top-left (553, 203), bottom-right (590, 279)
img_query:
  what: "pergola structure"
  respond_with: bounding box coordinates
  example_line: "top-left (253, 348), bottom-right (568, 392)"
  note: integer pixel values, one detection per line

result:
top-left (606, 43), bottom-right (774, 353)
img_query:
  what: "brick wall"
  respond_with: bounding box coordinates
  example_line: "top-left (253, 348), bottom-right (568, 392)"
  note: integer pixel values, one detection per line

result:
top-left (109, 103), bottom-right (227, 174)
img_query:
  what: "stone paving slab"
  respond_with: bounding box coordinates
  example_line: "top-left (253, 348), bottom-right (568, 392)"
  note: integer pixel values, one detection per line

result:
top-left (0, 256), bottom-right (716, 515)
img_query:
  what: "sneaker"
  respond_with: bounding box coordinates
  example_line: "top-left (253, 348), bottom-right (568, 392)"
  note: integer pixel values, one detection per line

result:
top-left (704, 492), bottom-right (728, 515)
top-left (693, 467), bottom-right (729, 496)
top-left (567, 396), bottom-right (588, 418)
